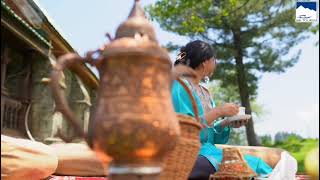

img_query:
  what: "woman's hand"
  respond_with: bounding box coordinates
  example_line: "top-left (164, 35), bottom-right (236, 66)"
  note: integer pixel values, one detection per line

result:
top-left (229, 119), bottom-right (249, 128)
top-left (204, 103), bottom-right (239, 125)
top-left (216, 103), bottom-right (239, 117)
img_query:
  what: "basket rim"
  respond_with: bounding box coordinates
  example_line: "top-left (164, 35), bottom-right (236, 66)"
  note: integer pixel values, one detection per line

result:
top-left (176, 114), bottom-right (202, 129)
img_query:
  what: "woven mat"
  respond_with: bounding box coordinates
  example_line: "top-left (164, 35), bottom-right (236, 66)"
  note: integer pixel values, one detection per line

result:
top-left (48, 175), bottom-right (108, 180)
top-left (209, 175), bottom-right (312, 180)
top-left (295, 175), bottom-right (312, 180)
top-left (49, 175), bottom-right (312, 180)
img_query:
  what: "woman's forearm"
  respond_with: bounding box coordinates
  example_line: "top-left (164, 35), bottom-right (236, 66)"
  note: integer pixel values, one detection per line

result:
top-left (203, 107), bottom-right (222, 124)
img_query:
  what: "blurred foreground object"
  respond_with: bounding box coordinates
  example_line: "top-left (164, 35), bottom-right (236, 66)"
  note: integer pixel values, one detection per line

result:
top-left (50, 142), bottom-right (111, 177)
top-left (210, 148), bottom-right (257, 179)
top-left (49, 0), bottom-right (179, 179)
top-left (305, 147), bottom-right (319, 180)
top-left (216, 144), bottom-right (283, 168)
top-left (1, 135), bottom-right (58, 180)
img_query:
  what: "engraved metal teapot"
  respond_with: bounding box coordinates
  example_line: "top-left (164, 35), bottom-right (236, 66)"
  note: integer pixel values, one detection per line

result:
top-left (49, 0), bottom-right (181, 178)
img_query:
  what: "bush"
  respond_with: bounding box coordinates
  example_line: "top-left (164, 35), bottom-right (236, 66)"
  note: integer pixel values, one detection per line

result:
top-left (261, 135), bottom-right (319, 173)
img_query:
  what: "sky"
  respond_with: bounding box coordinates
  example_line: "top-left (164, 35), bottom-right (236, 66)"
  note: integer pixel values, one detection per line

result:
top-left (37, 0), bottom-right (319, 139)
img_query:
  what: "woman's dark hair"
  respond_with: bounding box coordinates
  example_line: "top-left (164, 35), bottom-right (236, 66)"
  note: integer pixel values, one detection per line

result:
top-left (174, 40), bottom-right (215, 69)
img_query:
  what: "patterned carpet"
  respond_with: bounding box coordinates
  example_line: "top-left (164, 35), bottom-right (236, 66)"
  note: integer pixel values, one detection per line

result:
top-left (48, 176), bottom-right (108, 180)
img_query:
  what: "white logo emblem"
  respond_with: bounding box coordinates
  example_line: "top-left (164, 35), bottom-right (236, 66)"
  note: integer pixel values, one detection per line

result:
top-left (296, 1), bottom-right (318, 22)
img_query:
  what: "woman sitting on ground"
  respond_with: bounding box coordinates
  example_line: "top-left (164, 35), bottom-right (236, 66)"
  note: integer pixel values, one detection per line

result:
top-left (171, 40), bottom-right (273, 180)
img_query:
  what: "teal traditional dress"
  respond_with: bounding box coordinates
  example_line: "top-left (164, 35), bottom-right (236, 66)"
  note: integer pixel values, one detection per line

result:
top-left (171, 78), bottom-right (272, 176)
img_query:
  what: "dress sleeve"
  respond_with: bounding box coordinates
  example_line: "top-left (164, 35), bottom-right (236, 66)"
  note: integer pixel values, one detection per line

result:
top-left (211, 119), bottom-right (231, 144)
top-left (206, 89), bottom-right (230, 144)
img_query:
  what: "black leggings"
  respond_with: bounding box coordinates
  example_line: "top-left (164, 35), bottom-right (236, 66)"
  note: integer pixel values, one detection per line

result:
top-left (188, 156), bottom-right (216, 180)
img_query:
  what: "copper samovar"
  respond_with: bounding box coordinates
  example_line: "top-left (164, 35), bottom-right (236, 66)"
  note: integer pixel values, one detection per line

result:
top-left (49, 0), bottom-right (180, 179)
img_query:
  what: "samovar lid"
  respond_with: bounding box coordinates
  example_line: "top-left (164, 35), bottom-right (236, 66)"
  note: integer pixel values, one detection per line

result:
top-left (115, 0), bottom-right (157, 43)
top-left (102, 0), bottom-right (171, 65)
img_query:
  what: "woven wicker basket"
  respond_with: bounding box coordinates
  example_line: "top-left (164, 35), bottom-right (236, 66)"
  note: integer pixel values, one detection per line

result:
top-left (160, 78), bottom-right (202, 180)
top-left (209, 148), bottom-right (257, 180)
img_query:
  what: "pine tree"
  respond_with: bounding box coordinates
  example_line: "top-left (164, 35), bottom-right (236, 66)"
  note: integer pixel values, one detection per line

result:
top-left (147, 0), bottom-right (313, 145)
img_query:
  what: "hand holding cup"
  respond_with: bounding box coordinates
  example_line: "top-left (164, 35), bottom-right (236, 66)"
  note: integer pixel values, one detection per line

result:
top-left (227, 107), bottom-right (251, 128)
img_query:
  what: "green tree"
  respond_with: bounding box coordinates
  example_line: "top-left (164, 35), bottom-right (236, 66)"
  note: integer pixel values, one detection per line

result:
top-left (207, 81), bottom-right (239, 105)
top-left (147, 0), bottom-right (312, 145)
top-left (207, 81), bottom-right (267, 146)
top-left (259, 134), bottom-right (273, 147)
top-left (310, 24), bottom-right (319, 46)
top-left (228, 128), bottom-right (248, 146)
top-left (274, 132), bottom-right (303, 144)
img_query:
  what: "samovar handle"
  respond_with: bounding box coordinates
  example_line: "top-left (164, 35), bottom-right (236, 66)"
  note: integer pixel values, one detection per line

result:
top-left (49, 51), bottom-right (100, 143)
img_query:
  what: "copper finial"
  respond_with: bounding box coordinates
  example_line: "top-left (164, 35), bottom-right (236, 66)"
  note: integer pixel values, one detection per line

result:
top-left (128, 0), bottom-right (145, 18)
top-left (115, 0), bottom-right (157, 42)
